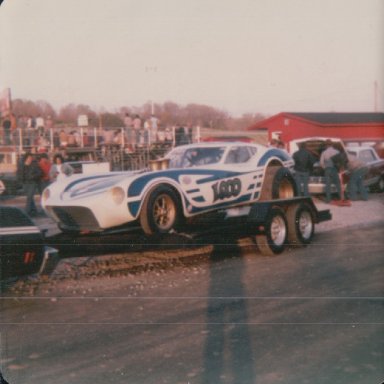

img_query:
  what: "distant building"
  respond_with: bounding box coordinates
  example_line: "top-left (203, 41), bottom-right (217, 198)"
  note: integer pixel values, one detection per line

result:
top-left (248, 112), bottom-right (384, 152)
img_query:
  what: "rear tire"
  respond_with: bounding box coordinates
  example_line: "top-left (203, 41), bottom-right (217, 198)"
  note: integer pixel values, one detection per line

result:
top-left (140, 185), bottom-right (182, 235)
top-left (260, 166), bottom-right (297, 200)
top-left (255, 207), bottom-right (288, 256)
top-left (287, 203), bottom-right (314, 246)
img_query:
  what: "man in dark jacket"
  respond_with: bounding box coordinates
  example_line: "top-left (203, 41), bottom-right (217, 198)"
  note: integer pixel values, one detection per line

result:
top-left (292, 142), bottom-right (315, 196)
top-left (2, 116), bottom-right (12, 145)
top-left (18, 153), bottom-right (42, 216)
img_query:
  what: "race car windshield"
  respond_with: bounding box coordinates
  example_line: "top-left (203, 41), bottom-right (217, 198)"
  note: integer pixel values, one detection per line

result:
top-left (168, 147), bottom-right (226, 168)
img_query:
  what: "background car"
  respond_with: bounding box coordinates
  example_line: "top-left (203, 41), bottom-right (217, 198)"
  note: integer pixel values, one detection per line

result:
top-left (346, 145), bottom-right (384, 192)
top-left (42, 142), bottom-right (297, 235)
top-left (0, 206), bottom-right (58, 281)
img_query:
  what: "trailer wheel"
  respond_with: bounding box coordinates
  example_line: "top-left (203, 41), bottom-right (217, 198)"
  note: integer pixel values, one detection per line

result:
top-left (260, 166), bottom-right (297, 200)
top-left (140, 185), bottom-right (182, 235)
top-left (255, 207), bottom-right (288, 256)
top-left (287, 203), bottom-right (314, 246)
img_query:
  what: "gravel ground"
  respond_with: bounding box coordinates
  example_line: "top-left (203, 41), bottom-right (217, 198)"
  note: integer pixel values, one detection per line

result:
top-left (313, 193), bottom-right (384, 233)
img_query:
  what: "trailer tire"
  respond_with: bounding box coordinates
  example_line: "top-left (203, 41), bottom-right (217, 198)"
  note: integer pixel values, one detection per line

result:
top-left (260, 166), bottom-right (297, 200)
top-left (287, 203), bottom-right (315, 246)
top-left (255, 207), bottom-right (288, 256)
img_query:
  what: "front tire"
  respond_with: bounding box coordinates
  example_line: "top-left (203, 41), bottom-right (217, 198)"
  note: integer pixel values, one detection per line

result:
top-left (140, 185), bottom-right (182, 235)
top-left (255, 207), bottom-right (288, 256)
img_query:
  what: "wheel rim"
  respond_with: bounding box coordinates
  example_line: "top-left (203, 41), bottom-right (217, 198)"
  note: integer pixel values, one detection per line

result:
top-left (152, 194), bottom-right (176, 230)
top-left (270, 215), bottom-right (287, 246)
top-left (298, 210), bottom-right (313, 240)
top-left (279, 179), bottom-right (295, 199)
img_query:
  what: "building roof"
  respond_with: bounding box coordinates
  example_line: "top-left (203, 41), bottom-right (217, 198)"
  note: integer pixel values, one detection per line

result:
top-left (285, 112), bottom-right (384, 125)
top-left (248, 112), bottom-right (384, 130)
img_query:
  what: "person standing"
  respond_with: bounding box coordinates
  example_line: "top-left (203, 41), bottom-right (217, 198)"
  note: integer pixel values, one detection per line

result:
top-left (124, 112), bottom-right (133, 147)
top-left (320, 140), bottom-right (342, 203)
top-left (150, 114), bottom-right (159, 142)
top-left (49, 154), bottom-right (74, 182)
top-left (2, 115), bottom-right (12, 145)
top-left (346, 154), bottom-right (368, 201)
top-left (36, 115), bottom-right (45, 137)
top-left (38, 153), bottom-right (52, 192)
top-left (133, 114), bottom-right (142, 146)
top-left (292, 142), bottom-right (315, 196)
top-left (18, 153), bottom-right (43, 216)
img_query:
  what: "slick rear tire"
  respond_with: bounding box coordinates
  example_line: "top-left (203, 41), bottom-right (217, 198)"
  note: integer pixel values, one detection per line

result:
top-left (260, 166), bottom-right (297, 200)
top-left (286, 203), bottom-right (314, 246)
top-left (255, 207), bottom-right (288, 256)
top-left (140, 185), bottom-right (182, 235)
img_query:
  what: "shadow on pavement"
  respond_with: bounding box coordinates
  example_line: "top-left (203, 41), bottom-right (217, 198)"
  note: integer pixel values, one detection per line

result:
top-left (202, 236), bottom-right (255, 383)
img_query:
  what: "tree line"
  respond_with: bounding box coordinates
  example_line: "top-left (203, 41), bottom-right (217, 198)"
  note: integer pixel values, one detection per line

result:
top-left (11, 98), bottom-right (266, 130)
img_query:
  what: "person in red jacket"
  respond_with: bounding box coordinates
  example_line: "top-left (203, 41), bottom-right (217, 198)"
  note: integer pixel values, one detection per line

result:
top-left (38, 152), bottom-right (52, 193)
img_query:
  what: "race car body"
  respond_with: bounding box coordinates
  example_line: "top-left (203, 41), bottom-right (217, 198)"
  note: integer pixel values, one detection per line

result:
top-left (41, 142), bottom-right (296, 234)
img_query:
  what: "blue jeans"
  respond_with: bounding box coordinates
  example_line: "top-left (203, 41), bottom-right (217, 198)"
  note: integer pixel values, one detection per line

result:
top-left (294, 171), bottom-right (310, 196)
top-left (24, 181), bottom-right (38, 215)
top-left (324, 167), bottom-right (341, 202)
top-left (347, 167), bottom-right (368, 200)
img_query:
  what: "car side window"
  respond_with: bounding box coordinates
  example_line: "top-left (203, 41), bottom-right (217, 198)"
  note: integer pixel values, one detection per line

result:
top-left (359, 149), bottom-right (375, 163)
top-left (181, 147), bottom-right (225, 167)
top-left (224, 147), bottom-right (251, 164)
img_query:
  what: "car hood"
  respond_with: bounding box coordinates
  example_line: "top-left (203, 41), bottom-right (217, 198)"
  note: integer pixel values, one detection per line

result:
top-left (61, 171), bottom-right (138, 199)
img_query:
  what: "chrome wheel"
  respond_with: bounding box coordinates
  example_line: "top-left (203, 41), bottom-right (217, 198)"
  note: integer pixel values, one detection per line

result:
top-left (152, 194), bottom-right (177, 230)
top-left (270, 214), bottom-right (287, 246)
top-left (298, 210), bottom-right (313, 241)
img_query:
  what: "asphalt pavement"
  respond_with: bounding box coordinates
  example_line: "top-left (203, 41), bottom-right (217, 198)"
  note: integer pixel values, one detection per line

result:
top-left (1, 223), bottom-right (383, 384)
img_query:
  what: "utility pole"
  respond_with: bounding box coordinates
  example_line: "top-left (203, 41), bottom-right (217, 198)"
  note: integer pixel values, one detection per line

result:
top-left (145, 66), bottom-right (157, 115)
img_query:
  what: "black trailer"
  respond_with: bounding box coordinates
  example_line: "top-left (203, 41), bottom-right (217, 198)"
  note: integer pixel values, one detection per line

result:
top-left (184, 196), bottom-right (331, 256)
top-left (46, 197), bottom-right (331, 259)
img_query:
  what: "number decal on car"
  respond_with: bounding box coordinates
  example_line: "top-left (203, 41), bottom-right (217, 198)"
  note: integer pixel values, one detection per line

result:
top-left (212, 178), bottom-right (242, 202)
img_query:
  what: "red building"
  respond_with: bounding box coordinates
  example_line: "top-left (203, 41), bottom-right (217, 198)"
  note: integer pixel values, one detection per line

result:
top-left (248, 112), bottom-right (384, 152)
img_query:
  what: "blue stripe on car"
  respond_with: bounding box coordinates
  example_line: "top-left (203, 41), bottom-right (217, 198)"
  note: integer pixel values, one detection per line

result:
top-left (127, 169), bottom-right (241, 197)
top-left (186, 188), bottom-right (200, 194)
top-left (128, 201), bottom-right (141, 217)
top-left (192, 196), bottom-right (205, 203)
top-left (63, 173), bottom-right (128, 193)
top-left (257, 149), bottom-right (290, 166)
top-left (189, 193), bottom-right (253, 214)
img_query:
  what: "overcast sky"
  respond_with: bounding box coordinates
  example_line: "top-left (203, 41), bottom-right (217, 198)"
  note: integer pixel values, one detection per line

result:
top-left (0, 0), bottom-right (383, 116)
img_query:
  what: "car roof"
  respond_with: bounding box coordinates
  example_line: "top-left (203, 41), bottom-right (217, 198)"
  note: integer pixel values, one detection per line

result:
top-left (346, 146), bottom-right (374, 151)
top-left (290, 136), bottom-right (343, 143)
top-left (174, 142), bottom-right (261, 149)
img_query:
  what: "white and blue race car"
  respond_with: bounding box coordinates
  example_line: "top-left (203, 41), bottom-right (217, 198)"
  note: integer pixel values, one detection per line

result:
top-left (41, 142), bottom-right (297, 234)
